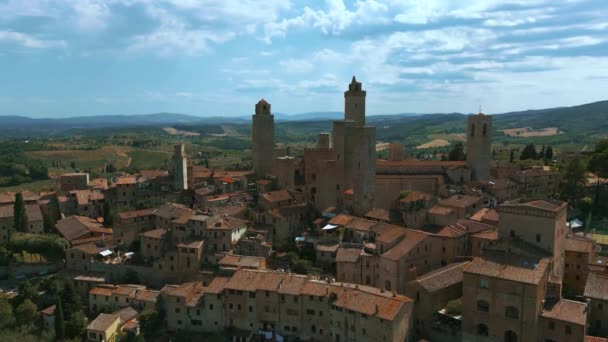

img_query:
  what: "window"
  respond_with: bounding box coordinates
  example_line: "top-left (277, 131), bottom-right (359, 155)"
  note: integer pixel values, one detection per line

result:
top-left (209, 304), bottom-right (213, 310)
top-left (477, 324), bottom-right (489, 336)
top-left (596, 320), bottom-right (602, 329)
top-left (362, 328), bottom-right (366, 336)
top-left (385, 280), bottom-right (391, 291)
top-left (480, 279), bottom-right (489, 289)
top-left (504, 330), bottom-right (518, 342)
top-left (510, 230), bottom-right (515, 238)
top-left (249, 306), bottom-right (253, 313)
top-left (477, 300), bottom-right (489, 312)
top-left (483, 124), bottom-right (487, 136)
top-left (565, 326), bottom-right (571, 335)
top-left (599, 303), bottom-right (603, 311)
top-left (536, 234), bottom-right (541, 243)
top-left (471, 124), bottom-right (475, 137)
top-left (505, 306), bottom-right (519, 319)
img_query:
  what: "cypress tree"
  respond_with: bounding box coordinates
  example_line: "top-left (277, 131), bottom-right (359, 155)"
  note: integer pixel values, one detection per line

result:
top-left (13, 192), bottom-right (28, 232)
top-left (55, 297), bottom-right (65, 341)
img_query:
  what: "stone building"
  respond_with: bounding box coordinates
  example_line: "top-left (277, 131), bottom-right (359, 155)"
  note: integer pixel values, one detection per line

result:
top-left (60, 172), bottom-right (90, 191)
top-left (173, 144), bottom-right (188, 191)
top-left (161, 269), bottom-right (414, 341)
top-left (466, 113), bottom-right (492, 181)
top-left (252, 99), bottom-right (275, 178)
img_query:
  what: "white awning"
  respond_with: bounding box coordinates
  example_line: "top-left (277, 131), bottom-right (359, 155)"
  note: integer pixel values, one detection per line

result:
top-left (322, 224), bottom-right (338, 230)
top-left (99, 250), bottom-right (113, 257)
top-left (295, 237), bottom-right (305, 242)
top-left (568, 219), bottom-right (583, 228)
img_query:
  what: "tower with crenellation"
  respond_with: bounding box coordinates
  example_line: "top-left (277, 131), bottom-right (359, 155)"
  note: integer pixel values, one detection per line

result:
top-left (252, 99), bottom-right (275, 178)
top-left (173, 144), bottom-right (188, 191)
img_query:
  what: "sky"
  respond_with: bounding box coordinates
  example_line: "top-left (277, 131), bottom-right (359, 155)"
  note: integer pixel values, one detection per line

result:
top-left (0, 0), bottom-right (607, 118)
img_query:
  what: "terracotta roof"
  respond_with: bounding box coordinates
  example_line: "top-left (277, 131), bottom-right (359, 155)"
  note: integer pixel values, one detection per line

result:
top-left (584, 272), bottom-right (608, 301)
top-left (40, 304), bottom-right (56, 316)
top-left (436, 224), bottom-right (467, 238)
top-left (115, 177), bottom-right (137, 185)
top-left (470, 208), bottom-right (499, 224)
top-left (328, 214), bottom-right (354, 226)
top-left (87, 313), bottom-right (119, 332)
top-left (344, 188), bottom-right (354, 195)
top-left (260, 189), bottom-right (293, 203)
top-left (0, 205), bottom-right (13, 218)
top-left (203, 277), bottom-right (230, 294)
top-left (471, 229), bottom-right (498, 241)
top-left (372, 223), bottom-right (406, 244)
top-left (541, 299), bottom-right (587, 326)
top-left (220, 176), bottom-right (238, 184)
top-left (90, 287), bottom-right (114, 297)
top-left (381, 230), bottom-right (429, 261)
top-left (365, 208), bottom-right (390, 222)
top-left (56, 215), bottom-right (112, 242)
top-left (218, 254), bottom-right (263, 269)
top-left (502, 199), bottom-right (565, 212)
top-left (67, 243), bottom-right (108, 255)
top-left (177, 240), bottom-right (204, 249)
top-left (223, 270), bottom-right (286, 292)
top-left (564, 236), bottom-right (594, 254)
top-left (336, 248), bottom-right (362, 263)
top-left (278, 276), bottom-right (307, 295)
top-left (117, 208), bottom-right (158, 219)
top-left (154, 203), bottom-right (192, 221)
top-left (456, 219), bottom-right (495, 234)
top-left (117, 306), bottom-right (139, 325)
top-left (412, 262), bottom-right (469, 293)
top-left (345, 218), bottom-right (377, 232)
top-left (400, 191), bottom-right (433, 203)
top-left (464, 255), bottom-right (550, 285)
top-left (428, 205), bottom-right (454, 216)
top-left (438, 195), bottom-right (481, 209)
top-left (332, 286), bottom-right (412, 321)
top-left (586, 336), bottom-right (608, 342)
top-left (132, 289), bottom-right (160, 302)
top-left (139, 228), bottom-right (167, 239)
top-left (209, 216), bottom-right (248, 231)
top-left (256, 179), bottom-right (272, 185)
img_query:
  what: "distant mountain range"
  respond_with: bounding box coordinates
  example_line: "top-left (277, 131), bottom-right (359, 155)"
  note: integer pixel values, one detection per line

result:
top-left (1, 100), bottom-right (607, 136)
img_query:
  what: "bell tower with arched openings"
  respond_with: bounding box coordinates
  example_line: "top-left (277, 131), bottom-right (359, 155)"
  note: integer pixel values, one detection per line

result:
top-left (252, 98), bottom-right (275, 178)
top-left (466, 112), bottom-right (492, 181)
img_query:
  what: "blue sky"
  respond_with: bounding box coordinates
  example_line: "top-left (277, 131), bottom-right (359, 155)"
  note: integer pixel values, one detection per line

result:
top-left (0, 0), bottom-right (607, 118)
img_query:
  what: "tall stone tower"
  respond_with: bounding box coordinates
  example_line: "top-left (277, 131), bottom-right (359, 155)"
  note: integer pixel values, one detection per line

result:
top-left (344, 76), bottom-right (366, 125)
top-left (334, 77), bottom-right (376, 215)
top-left (173, 144), bottom-right (188, 190)
top-left (466, 113), bottom-right (492, 181)
top-left (252, 99), bottom-right (275, 178)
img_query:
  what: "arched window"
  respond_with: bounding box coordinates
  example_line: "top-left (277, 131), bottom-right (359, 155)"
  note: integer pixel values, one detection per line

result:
top-left (505, 306), bottom-right (519, 319)
top-left (477, 300), bottom-right (490, 312)
top-left (504, 330), bottom-right (518, 342)
top-left (471, 124), bottom-right (475, 137)
top-left (477, 324), bottom-right (489, 336)
top-left (483, 123), bottom-right (487, 136)
top-left (385, 280), bottom-right (391, 291)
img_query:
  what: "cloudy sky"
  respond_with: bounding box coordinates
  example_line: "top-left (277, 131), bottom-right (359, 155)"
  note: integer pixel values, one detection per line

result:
top-left (1, 0), bottom-right (607, 117)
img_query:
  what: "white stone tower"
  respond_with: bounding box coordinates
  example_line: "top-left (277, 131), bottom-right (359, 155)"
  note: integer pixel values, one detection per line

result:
top-left (252, 99), bottom-right (275, 178)
top-left (173, 144), bottom-right (188, 190)
top-left (466, 113), bottom-right (492, 181)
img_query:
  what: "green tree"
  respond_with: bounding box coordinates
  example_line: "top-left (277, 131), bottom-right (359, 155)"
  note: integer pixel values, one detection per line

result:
top-left (13, 192), bottom-right (28, 233)
top-left (14, 299), bottom-right (37, 328)
top-left (139, 310), bottom-right (160, 339)
top-left (65, 310), bottom-right (86, 339)
top-left (589, 139), bottom-right (608, 214)
top-left (560, 155), bottom-right (587, 205)
top-left (520, 143), bottom-right (537, 160)
top-left (448, 142), bottom-right (466, 161)
top-left (55, 298), bottom-right (65, 341)
top-left (102, 201), bottom-right (113, 227)
top-left (538, 146), bottom-right (545, 160)
top-left (509, 150), bottom-right (515, 163)
top-left (579, 197), bottom-right (593, 232)
top-left (545, 145), bottom-right (554, 161)
top-left (14, 280), bottom-right (37, 305)
top-left (0, 300), bottom-right (14, 328)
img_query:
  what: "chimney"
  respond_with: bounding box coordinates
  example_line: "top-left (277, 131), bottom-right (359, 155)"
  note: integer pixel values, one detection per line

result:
top-left (375, 304), bottom-right (379, 315)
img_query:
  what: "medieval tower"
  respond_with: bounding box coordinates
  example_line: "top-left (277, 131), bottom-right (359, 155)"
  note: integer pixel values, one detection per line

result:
top-left (334, 76), bottom-right (376, 215)
top-left (252, 99), bottom-right (275, 178)
top-left (173, 144), bottom-right (188, 190)
top-left (466, 113), bottom-right (492, 181)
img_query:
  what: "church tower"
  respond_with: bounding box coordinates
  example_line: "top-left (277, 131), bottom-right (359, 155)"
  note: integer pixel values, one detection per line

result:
top-left (173, 144), bottom-right (188, 190)
top-left (344, 76), bottom-right (366, 125)
top-left (466, 112), bottom-right (492, 181)
top-left (252, 99), bottom-right (275, 178)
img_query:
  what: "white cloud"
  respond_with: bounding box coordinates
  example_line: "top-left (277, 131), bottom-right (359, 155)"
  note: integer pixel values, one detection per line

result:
top-left (0, 30), bottom-right (67, 48)
top-left (279, 58), bottom-right (315, 73)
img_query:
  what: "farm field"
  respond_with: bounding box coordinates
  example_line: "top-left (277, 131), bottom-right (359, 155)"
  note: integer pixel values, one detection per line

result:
top-left (25, 146), bottom-right (132, 171)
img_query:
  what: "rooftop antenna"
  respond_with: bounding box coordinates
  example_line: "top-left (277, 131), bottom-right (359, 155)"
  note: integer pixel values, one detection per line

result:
top-left (478, 104), bottom-right (483, 114)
